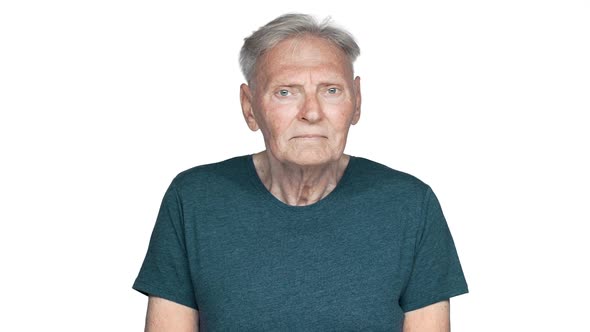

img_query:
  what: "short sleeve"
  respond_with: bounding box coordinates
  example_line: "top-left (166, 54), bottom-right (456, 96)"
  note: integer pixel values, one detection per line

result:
top-left (132, 181), bottom-right (198, 309)
top-left (399, 187), bottom-right (468, 312)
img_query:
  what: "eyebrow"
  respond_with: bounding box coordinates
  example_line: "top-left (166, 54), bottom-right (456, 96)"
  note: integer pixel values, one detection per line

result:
top-left (269, 81), bottom-right (345, 89)
top-left (272, 83), bottom-right (301, 88)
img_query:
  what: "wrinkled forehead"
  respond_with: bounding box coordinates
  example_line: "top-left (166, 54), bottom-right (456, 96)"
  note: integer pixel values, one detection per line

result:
top-left (272, 36), bottom-right (346, 62)
top-left (253, 35), bottom-right (354, 86)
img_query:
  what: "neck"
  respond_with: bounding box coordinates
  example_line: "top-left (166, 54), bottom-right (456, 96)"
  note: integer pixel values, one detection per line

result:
top-left (252, 151), bottom-right (350, 206)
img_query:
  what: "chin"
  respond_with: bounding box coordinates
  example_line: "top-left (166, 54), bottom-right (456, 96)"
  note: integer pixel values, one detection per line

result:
top-left (284, 149), bottom-right (341, 167)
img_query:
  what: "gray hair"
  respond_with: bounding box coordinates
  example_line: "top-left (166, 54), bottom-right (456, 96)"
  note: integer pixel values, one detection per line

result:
top-left (239, 13), bottom-right (360, 84)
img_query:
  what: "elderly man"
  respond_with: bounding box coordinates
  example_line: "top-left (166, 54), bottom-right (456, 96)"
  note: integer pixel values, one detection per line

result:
top-left (134, 13), bottom-right (468, 331)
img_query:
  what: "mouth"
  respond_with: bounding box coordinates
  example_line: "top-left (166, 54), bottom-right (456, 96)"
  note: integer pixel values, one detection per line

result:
top-left (292, 134), bottom-right (327, 139)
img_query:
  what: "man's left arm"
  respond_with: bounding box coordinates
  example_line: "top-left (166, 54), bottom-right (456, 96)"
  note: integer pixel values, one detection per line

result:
top-left (403, 300), bottom-right (450, 332)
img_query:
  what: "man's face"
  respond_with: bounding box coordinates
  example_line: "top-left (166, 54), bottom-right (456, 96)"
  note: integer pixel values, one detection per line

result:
top-left (241, 35), bottom-right (361, 167)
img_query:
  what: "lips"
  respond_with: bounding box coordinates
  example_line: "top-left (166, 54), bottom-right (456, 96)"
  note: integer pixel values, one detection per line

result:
top-left (292, 132), bottom-right (327, 138)
top-left (291, 134), bottom-right (327, 139)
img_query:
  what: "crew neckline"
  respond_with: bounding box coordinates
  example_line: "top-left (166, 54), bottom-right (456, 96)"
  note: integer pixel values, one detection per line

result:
top-left (245, 154), bottom-right (356, 211)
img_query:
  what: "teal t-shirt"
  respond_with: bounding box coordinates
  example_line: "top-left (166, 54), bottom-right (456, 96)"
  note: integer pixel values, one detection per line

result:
top-left (133, 155), bottom-right (468, 331)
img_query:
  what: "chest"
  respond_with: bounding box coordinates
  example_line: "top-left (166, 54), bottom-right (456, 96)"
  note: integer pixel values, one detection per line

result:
top-left (185, 207), bottom-right (414, 330)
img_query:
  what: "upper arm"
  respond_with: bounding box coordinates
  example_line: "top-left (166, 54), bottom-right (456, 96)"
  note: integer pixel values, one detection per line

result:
top-left (403, 300), bottom-right (450, 332)
top-left (145, 296), bottom-right (199, 332)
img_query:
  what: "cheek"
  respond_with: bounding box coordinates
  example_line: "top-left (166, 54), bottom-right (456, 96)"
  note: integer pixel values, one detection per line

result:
top-left (326, 106), bottom-right (356, 131)
top-left (260, 105), bottom-right (298, 137)
top-left (263, 116), bottom-right (287, 138)
top-left (256, 112), bottom-right (293, 147)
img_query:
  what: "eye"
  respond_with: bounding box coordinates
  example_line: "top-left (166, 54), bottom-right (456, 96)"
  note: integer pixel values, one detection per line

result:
top-left (327, 87), bottom-right (339, 94)
top-left (278, 89), bottom-right (290, 97)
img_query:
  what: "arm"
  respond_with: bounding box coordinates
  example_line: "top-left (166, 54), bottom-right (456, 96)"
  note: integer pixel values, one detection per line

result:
top-left (403, 300), bottom-right (450, 332)
top-left (145, 296), bottom-right (199, 332)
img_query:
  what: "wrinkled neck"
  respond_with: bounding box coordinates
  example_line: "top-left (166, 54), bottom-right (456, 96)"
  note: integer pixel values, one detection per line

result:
top-left (252, 151), bottom-right (349, 206)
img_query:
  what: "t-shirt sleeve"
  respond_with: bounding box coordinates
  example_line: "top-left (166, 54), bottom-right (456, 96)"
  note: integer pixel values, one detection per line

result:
top-left (132, 180), bottom-right (198, 309)
top-left (399, 187), bottom-right (468, 312)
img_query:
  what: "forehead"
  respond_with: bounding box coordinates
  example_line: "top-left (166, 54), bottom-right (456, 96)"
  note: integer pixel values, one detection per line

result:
top-left (256, 35), bottom-right (352, 84)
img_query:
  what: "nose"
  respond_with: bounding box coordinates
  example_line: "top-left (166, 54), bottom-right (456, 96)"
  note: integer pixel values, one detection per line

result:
top-left (300, 93), bottom-right (323, 123)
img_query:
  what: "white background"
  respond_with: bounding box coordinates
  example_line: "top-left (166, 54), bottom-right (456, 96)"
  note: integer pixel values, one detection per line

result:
top-left (1, 0), bottom-right (589, 330)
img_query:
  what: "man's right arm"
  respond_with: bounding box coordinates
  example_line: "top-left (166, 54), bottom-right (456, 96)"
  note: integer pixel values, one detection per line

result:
top-left (145, 296), bottom-right (198, 332)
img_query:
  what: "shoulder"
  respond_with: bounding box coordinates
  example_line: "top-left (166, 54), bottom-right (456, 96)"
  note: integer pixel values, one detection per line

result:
top-left (346, 156), bottom-right (436, 210)
top-left (169, 155), bottom-right (251, 194)
top-left (350, 156), bottom-right (431, 195)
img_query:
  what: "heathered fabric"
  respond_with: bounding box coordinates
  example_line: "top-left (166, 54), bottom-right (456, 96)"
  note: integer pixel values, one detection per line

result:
top-left (133, 155), bottom-right (468, 331)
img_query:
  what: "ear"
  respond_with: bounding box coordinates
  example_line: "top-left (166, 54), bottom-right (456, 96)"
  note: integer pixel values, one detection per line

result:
top-left (240, 83), bottom-right (259, 131)
top-left (351, 76), bottom-right (361, 125)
